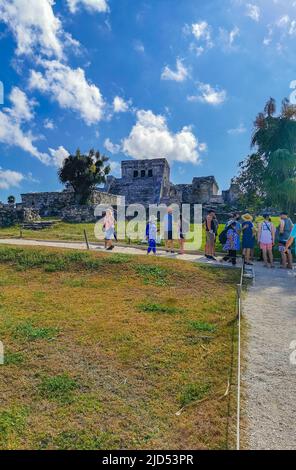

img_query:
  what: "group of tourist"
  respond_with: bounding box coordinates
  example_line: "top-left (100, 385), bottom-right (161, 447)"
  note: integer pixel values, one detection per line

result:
top-left (102, 206), bottom-right (295, 267)
top-left (205, 209), bottom-right (295, 268)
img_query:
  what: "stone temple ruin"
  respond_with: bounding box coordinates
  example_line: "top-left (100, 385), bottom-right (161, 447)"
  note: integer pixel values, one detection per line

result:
top-left (104, 158), bottom-right (239, 210)
top-left (0, 158), bottom-right (239, 227)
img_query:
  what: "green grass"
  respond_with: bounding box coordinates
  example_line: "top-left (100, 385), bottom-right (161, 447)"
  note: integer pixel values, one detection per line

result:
top-left (4, 351), bottom-right (25, 365)
top-left (188, 321), bottom-right (217, 333)
top-left (38, 374), bottom-right (79, 404)
top-left (135, 264), bottom-right (169, 286)
top-left (0, 407), bottom-right (28, 448)
top-left (13, 321), bottom-right (59, 341)
top-left (179, 383), bottom-right (211, 407)
top-left (0, 244), bottom-right (239, 450)
top-left (139, 302), bottom-right (184, 314)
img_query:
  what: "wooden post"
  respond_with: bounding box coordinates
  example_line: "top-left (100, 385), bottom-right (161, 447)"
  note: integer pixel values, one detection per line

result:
top-left (84, 229), bottom-right (90, 250)
top-left (20, 225), bottom-right (23, 239)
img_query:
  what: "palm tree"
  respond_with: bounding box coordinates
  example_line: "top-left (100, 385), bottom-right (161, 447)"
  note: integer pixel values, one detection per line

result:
top-left (237, 97), bottom-right (296, 213)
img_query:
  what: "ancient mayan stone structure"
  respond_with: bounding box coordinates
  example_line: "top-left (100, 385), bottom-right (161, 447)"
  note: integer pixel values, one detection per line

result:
top-left (104, 158), bottom-right (238, 209)
top-left (0, 203), bottom-right (40, 227)
top-left (17, 158), bottom-right (239, 223)
top-left (21, 189), bottom-right (120, 219)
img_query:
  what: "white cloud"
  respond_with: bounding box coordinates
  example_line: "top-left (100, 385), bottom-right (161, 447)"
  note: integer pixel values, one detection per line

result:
top-left (161, 59), bottom-right (189, 82)
top-left (0, 168), bottom-right (24, 190)
top-left (219, 26), bottom-right (240, 50)
top-left (192, 21), bottom-right (212, 44)
top-left (187, 82), bottom-right (227, 106)
top-left (122, 110), bottom-right (206, 164)
top-left (104, 138), bottom-right (121, 154)
top-left (0, 0), bottom-right (65, 58)
top-left (49, 146), bottom-right (69, 167)
top-left (29, 60), bottom-right (105, 125)
top-left (44, 118), bottom-right (55, 129)
top-left (277, 15), bottom-right (296, 36)
top-left (67, 0), bottom-right (109, 13)
top-left (5, 87), bottom-right (35, 122)
top-left (134, 40), bottom-right (145, 53)
top-left (109, 160), bottom-right (121, 175)
top-left (113, 96), bottom-right (129, 113)
top-left (246, 4), bottom-right (260, 22)
top-left (0, 87), bottom-right (50, 164)
top-left (227, 123), bottom-right (247, 135)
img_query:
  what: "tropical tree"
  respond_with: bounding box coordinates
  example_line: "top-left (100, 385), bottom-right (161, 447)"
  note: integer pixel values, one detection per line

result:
top-left (58, 149), bottom-right (110, 204)
top-left (234, 97), bottom-right (296, 213)
top-left (7, 195), bottom-right (15, 205)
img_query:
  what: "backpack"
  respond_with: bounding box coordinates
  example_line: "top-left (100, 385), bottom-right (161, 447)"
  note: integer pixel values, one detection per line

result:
top-left (219, 227), bottom-right (228, 245)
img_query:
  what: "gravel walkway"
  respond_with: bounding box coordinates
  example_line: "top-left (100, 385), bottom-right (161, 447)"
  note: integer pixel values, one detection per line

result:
top-left (0, 237), bottom-right (242, 266)
top-left (243, 264), bottom-right (296, 450)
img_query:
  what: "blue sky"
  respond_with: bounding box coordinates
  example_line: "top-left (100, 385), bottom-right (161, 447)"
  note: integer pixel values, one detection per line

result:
top-left (0, 0), bottom-right (296, 202)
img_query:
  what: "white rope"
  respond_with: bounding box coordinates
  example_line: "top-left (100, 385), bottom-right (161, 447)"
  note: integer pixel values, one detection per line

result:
top-left (236, 261), bottom-right (244, 451)
top-left (236, 285), bottom-right (242, 450)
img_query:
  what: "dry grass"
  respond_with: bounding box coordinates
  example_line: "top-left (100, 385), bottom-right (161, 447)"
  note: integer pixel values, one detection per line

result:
top-left (0, 245), bottom-right (239, 450)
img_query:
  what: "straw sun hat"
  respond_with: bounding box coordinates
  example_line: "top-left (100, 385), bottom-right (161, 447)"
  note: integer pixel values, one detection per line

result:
top-left (242, 213), bottom-right (253, 222)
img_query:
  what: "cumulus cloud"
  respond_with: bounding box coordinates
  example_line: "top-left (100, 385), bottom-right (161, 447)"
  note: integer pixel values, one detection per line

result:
top-left (29, 60), bottom-right (105, 125)
top-left (5, 87), bottom-right (35, 122)
top-left (161, 59), bottom-right (189, 82)
top-left (44, 118), bottom-right (55, 129)
top-left (49, 146), bottom-right (69, 167)
top-left (246, 4), bottom-right (260, 22)
top-left (227, 123), bottom-right (247, 135)
top-left (219, 26), bottom-right (240, 51)
top-left (122, 110), bottom-right (206, 164)
top-left (104, 138), bottom-right (121, 154)
top-left (0, 87), bottom-right (50, 164)
top-left (277, 15), bottom-right (296, 36)
top-left (67, 0), bottom-right (109, 13)
top-left (192, 21), bottom-right (212, 44)
top-left (0, 0), bottom-right (66, 58)
top-left (187, 82), bottom-right (227, 106)
top-left (0, 168), bottom-right (24, 190)
top-left (113, 96), bottom-right (130, 113)
top-left (188, 21), bottom-right (213, 55)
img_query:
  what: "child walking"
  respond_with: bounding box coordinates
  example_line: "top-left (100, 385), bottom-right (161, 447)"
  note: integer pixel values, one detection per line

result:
top-left (146, 216), bottom-right (158, 255)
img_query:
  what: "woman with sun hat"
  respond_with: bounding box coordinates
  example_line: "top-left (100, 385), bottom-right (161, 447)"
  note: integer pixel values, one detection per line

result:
top-left (242, 213), bottom-right (255, 265)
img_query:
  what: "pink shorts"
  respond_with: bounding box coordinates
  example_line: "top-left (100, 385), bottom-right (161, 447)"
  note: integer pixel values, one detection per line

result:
top-left (260, 242), bottom-right (273, 250)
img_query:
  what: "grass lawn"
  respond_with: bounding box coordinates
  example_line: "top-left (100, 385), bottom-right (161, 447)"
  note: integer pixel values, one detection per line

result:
top-left (0, 245), bottom-right (239, 450)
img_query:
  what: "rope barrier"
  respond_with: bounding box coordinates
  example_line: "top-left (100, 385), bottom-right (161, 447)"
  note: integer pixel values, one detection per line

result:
top-left (236, 259), bottom-right (244, 450)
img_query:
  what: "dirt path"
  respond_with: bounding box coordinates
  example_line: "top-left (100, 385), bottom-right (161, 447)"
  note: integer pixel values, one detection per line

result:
top-left (243, 264), bottom-right (296, 450)
top-left (0, 237), bottom-right (241, 266)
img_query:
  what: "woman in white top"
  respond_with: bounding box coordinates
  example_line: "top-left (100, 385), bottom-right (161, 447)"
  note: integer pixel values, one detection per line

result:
top-left (258, 214), bottom-right (275, 268)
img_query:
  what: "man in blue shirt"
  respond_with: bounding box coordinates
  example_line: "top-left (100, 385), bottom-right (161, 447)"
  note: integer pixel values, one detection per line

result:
top-left (285, 224), bottom-right (296, 265)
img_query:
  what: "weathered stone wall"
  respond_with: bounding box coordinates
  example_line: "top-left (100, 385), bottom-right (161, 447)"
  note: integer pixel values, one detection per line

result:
top-left (0, 205), bottom-right (40, 227)
top-left (61, 205), bottom-right (97, 223)
top-left (21, 190), bottom-right (120, 217)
